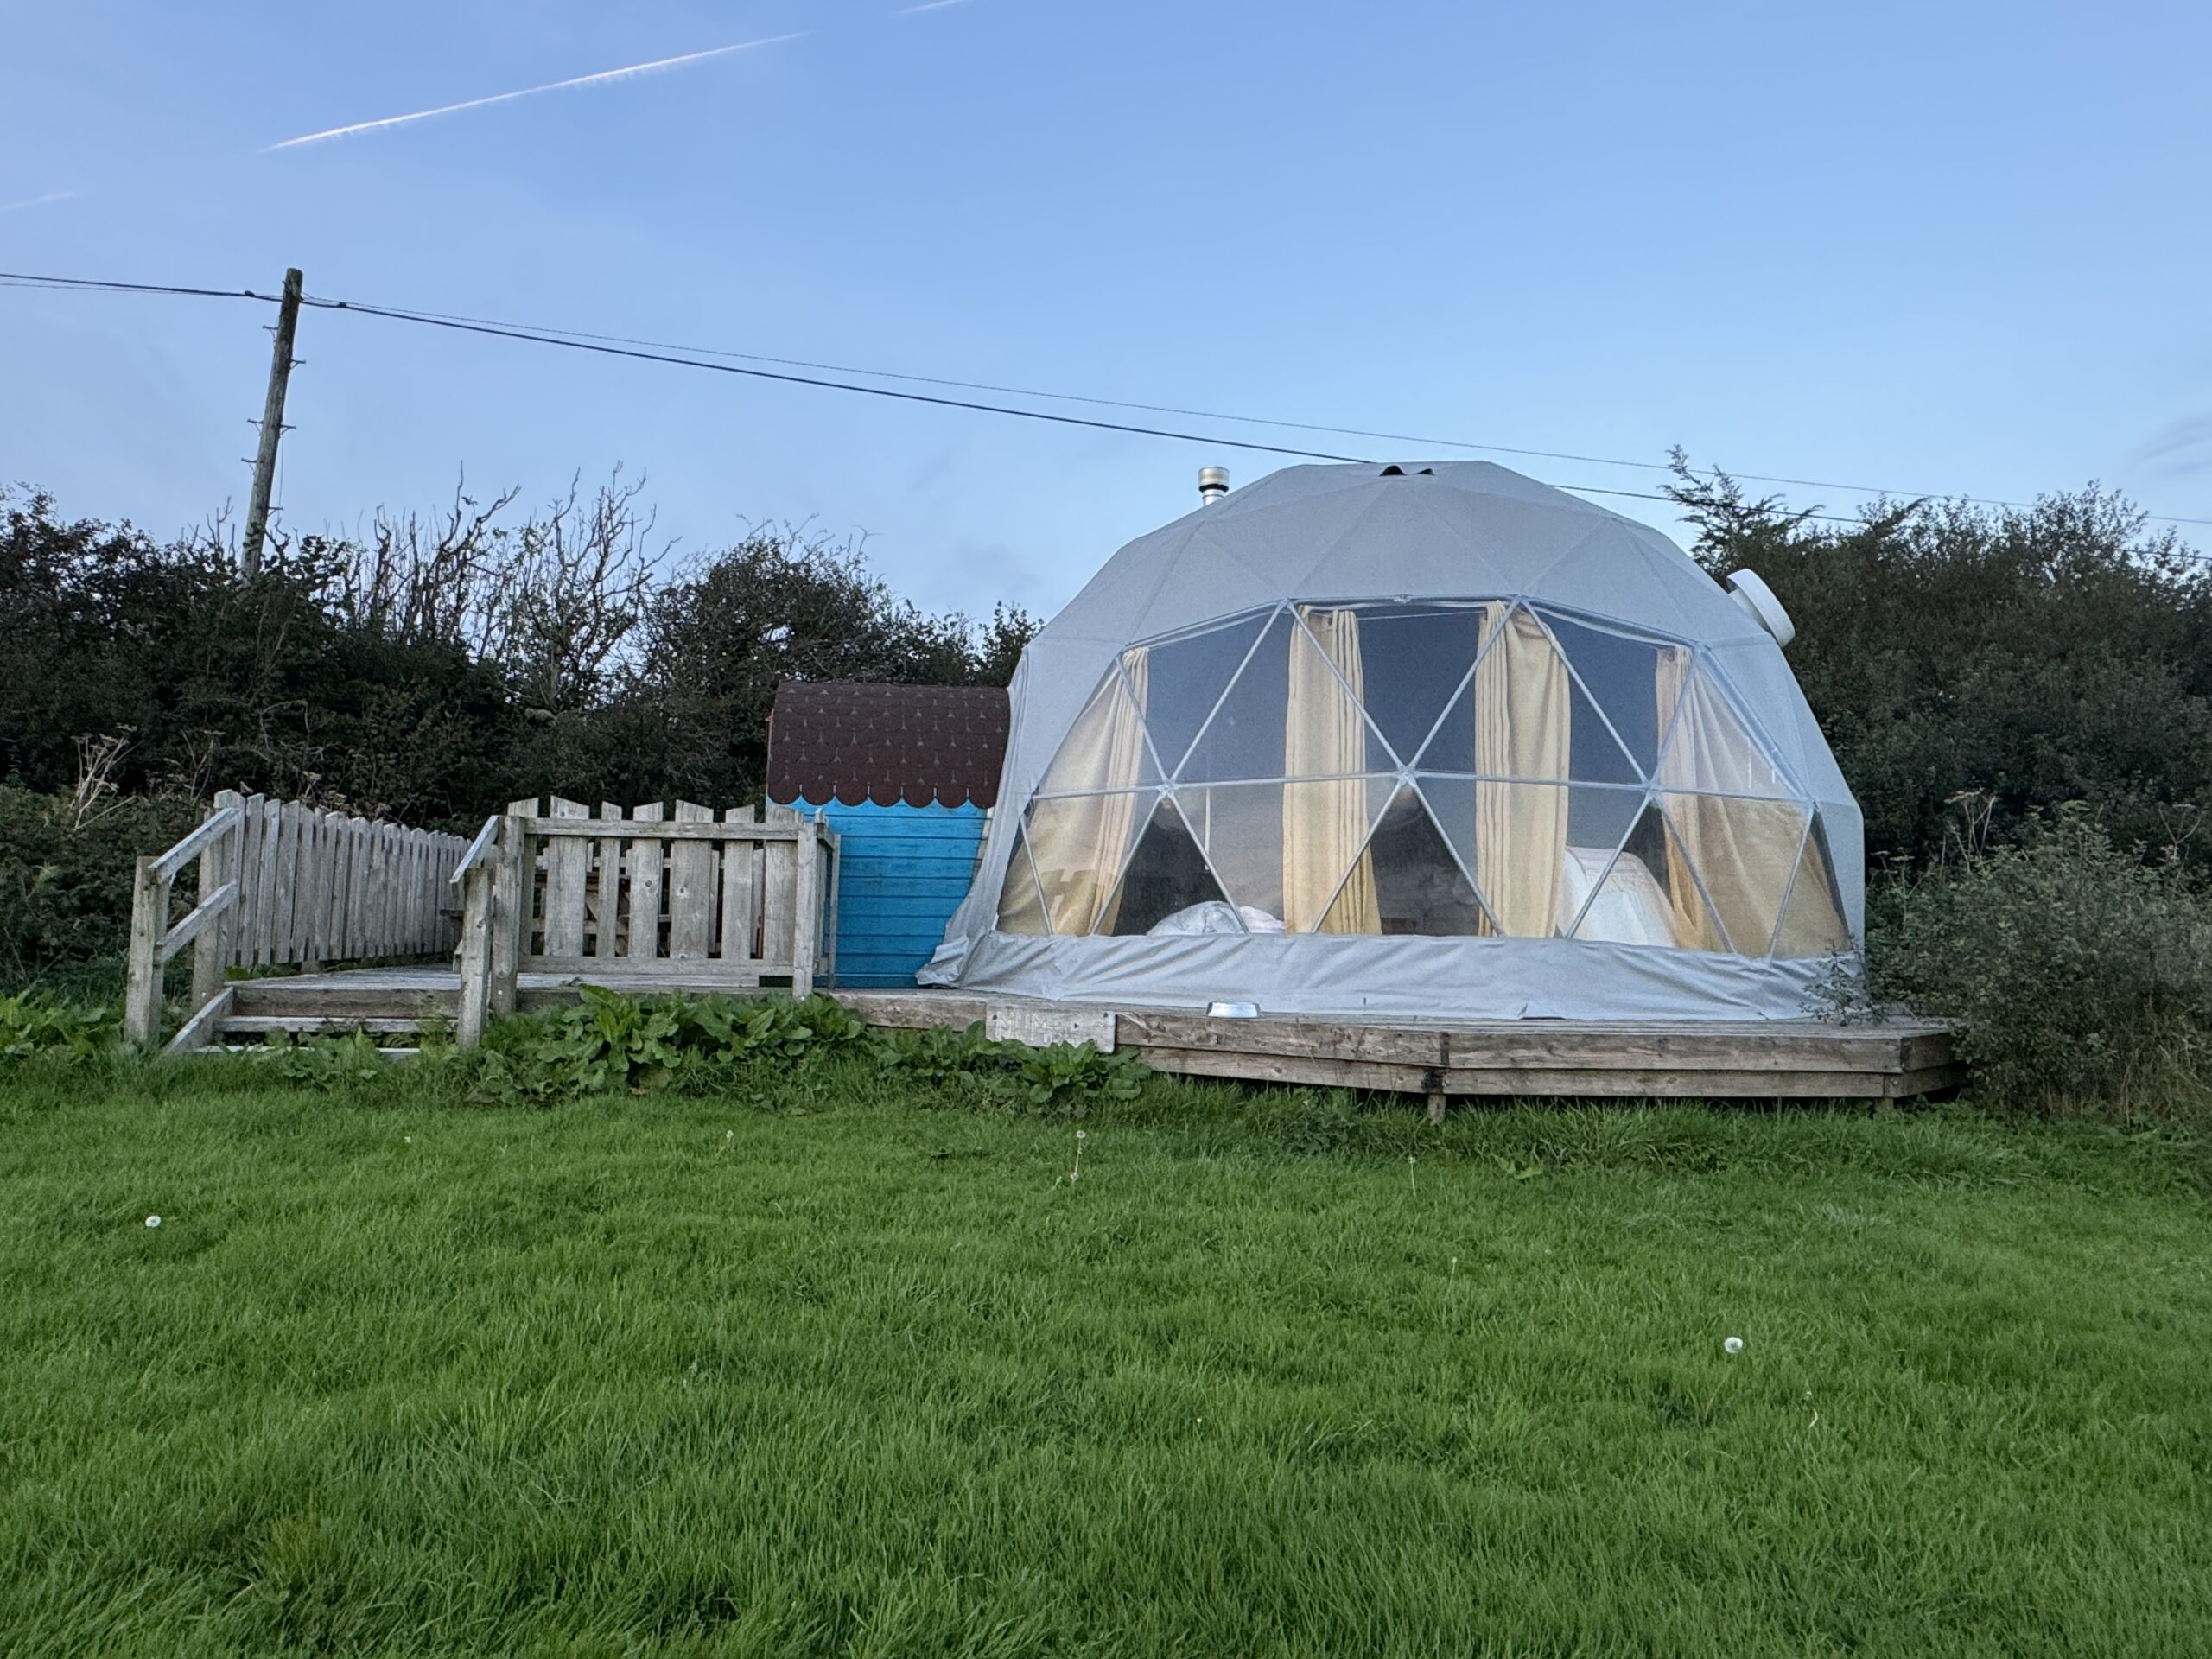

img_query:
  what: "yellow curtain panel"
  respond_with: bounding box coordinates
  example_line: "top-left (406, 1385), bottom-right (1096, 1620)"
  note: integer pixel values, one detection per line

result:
top-left (1472, 605), bottom-right (1571, 935)
top-left (1015, 650), bottom-right (1151, 934)
top-left (1286, 607), bottom-right (1378, 932)
top-left (1656, 660), bottom-right (1809, 952)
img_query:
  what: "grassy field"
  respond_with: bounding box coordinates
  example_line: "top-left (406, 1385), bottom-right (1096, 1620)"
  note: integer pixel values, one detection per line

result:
top-left (2, 1053), bottom-right (2209, 1657)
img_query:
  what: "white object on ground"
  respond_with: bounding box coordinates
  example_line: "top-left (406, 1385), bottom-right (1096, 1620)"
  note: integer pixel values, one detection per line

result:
top-left (144, 1216), bottom-right (162, 1229)
top-left (1723, 1335), bottom-right (1745, 1355)
top-left (1147, 901), bottom-right (1286, 937)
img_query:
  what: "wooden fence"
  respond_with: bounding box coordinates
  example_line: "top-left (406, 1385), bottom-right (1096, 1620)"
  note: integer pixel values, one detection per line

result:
top-left (454, 798), bottom-right (839, 1044)
top-left (125, 791), bottom-right (469, 1048)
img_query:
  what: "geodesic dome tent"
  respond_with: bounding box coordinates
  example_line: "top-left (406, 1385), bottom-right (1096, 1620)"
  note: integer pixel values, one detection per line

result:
top-left (922, 461), bottom-right (1861, 1020)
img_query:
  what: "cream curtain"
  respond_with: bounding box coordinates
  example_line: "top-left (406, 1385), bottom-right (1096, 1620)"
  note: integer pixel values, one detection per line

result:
top-left (993, 838), bottom-right (1048, 934)
top-left (1286, 607), bottom-right (1377, 932)
top-left (1472, 605), bottom-right (1571, 935)
top-left (1656, 658), bottom-right (1806, 953)
top-left (1018, 651), bottom-right (1151, 934)
top-left (1773, 822), bottom-right (1852, 957)
top-left (1653, 651), bottom-right (1716, 949)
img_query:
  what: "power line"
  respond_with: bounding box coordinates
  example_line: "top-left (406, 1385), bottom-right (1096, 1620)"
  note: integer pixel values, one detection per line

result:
top-left (308, 295), bottom-right (1391, 467)
top-left (7, 264), bottom-right (2212, 534)
top-left (0, 270), bottom-right (276, 302)
top-left (320, 296), bottom-right (2099, 519)
top-left (299, 295), bottom-right (1819, 516)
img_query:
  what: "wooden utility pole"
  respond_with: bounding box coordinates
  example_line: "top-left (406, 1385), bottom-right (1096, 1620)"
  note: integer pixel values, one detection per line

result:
top-left (239, 266), bottom-right (304, 579)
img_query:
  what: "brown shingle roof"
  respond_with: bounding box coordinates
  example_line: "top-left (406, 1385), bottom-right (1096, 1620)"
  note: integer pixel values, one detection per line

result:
top-left (766, 681), bottom-right (1011, 809)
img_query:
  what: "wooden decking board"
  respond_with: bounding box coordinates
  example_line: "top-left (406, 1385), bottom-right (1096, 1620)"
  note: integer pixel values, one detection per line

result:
top-left (202, 968), bottom-right (1957, 1100)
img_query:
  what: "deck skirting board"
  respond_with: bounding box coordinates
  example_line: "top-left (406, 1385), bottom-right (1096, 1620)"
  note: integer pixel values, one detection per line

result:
top-left (200, 970), bottom-right (1958, 1100)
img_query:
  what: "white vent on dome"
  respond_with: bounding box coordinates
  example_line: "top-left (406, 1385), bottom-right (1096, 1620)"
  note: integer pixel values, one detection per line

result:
top-left (1198, 467), bottom-right (1230, 505)
top-left (1726, 570), bottom-right (1796, 647)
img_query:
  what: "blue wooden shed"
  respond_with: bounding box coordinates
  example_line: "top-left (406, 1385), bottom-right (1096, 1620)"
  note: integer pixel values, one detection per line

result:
top-left (765, 681), bottom-right (1010, 988)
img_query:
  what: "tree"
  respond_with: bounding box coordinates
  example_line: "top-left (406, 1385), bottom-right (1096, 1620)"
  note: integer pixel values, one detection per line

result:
top-left (626, 528), bottom-right (1034, 803)
top-left (1666, 456), bottom-right (2212, 871)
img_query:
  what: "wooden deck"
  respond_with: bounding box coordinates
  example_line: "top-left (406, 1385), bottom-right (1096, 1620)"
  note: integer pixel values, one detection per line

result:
top-left (219, 968), bottom-right (1961, 1102)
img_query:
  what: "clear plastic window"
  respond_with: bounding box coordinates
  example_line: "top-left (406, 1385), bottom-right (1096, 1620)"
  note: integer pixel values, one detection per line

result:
top-left (1003, 598), bottom-right (1844, 957)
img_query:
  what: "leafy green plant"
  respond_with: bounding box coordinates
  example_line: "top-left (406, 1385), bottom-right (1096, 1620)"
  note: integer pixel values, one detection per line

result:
top-left (880, 1020), bottom-right (1147, 1116)
top-left (0, 784), bottom-right (203, 990)
top-left (467, 988), bottom-right (876, 1105)
top-left (1872, 804), bottom-right (2212, 1109)
top-left (262, 1028), bottom-right (397, 1090)
top-left (0, 990), bottom-right (117, 1064)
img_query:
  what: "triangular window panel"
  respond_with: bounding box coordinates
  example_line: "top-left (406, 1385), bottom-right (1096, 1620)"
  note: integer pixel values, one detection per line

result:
top-left (1174, 608), bottom-right (1392, 785)
top-left (1561, 666), bottom-right (1642, 786)
top-left (1415, 776), bottom-right (1588, 938)
top-left (1320, 785), bottom-right (1490, 937)
top-left (1554, 786), bottom-right (1653, 939)
top-left (993, 829), bottom-right (1048, 936)
top-left (1179, 775), bottom-right (1395, 934)
top-left (1655, 664), bottom-right (1796, 800)
top-left (1097, 795), bottom-right (1236, 936)
top-left (1773, 812), bottom-right (1853, 958)
top-left (1414, 666), bottom-right (1484, 775)
top-left (1288, 774), bottom-right (1402, 931)
top-left (1533, 608), bottom-right (1687, 779)
top-left (1571, 801), bottom-right (1730, 951)
top-left (1128, 609), bottom-right (1271, 779)
top-left (1421, 775), bottom-right (1630, 937)
top-left (1403, 605), bottom-right (1633, 785)
top-left (1659, 792), bottom-right (1809, 958)
top-left (1036, 665), bottom-right (1160, 797)
top-left (1024, 791), bottom-right (1158, 938)
top-left (1319, 602), bottom-right (1491, 767)
top-left (1179, 610), bottom-right (1297, 784)
top-left (1411, 602), bottom-right (1512, 774)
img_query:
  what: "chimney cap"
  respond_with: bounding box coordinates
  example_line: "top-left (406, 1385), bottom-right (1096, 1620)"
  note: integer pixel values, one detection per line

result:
top-left (1198, 466), bottom-right (1230, 505)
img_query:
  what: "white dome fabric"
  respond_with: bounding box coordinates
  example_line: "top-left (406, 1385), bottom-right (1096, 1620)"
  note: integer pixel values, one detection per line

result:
top-left (924, 461), bottom-right (1863, 1020)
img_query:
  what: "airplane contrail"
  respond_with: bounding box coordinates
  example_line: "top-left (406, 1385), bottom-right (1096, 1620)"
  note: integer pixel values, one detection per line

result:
top-left (0, 190), bottom-right (78, 214)
top-left (266, 34), bottom-right (806, 151)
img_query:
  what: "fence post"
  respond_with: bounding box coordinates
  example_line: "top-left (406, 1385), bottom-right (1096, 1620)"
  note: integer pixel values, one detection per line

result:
top-left (489, 809), bottom-right (529, 1014)
top-left (455, 860), bottom-right (495, 1047)
top-left (790, 817), bottom-right (819, 1001)
top-left (124, 856), bottom-right (166, 1049)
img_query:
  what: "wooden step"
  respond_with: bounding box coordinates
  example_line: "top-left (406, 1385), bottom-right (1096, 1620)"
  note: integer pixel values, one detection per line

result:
top-left (218, 1015), bottom-right (434, 1037)
top-left (231, 981), bottom-right (458, 1020)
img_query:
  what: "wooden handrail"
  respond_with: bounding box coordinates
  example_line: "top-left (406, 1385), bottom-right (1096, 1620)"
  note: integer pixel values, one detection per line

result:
top-left (151, 805), bottom-right (242, 883)
top-left (450, 814), bottom-right (502, 887)
top-left (156, 880), bottom-right (238, 963)
top-left (449, 798), bottom-right (844, 1045)
top-left (519, 816), bottom-right (813, 841)
top-left (126, 791), bottom-right (467, 1049)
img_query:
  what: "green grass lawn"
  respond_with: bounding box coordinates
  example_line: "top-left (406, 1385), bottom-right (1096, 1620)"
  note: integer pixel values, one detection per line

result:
top-left (2, 1055), bottom-right (2209, 1657)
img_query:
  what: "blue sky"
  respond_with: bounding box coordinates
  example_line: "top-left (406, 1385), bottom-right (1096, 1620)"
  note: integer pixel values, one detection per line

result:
top-left (4, 1), bottom-right (2210, 620)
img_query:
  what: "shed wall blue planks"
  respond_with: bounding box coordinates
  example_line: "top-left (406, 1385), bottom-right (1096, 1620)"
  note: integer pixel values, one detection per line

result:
top-left (784, 798), bottom-right (988, 988)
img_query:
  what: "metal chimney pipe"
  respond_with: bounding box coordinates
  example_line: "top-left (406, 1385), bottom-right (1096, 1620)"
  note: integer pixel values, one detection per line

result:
top-left (1198, 466), bottom-right (1230, 505)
